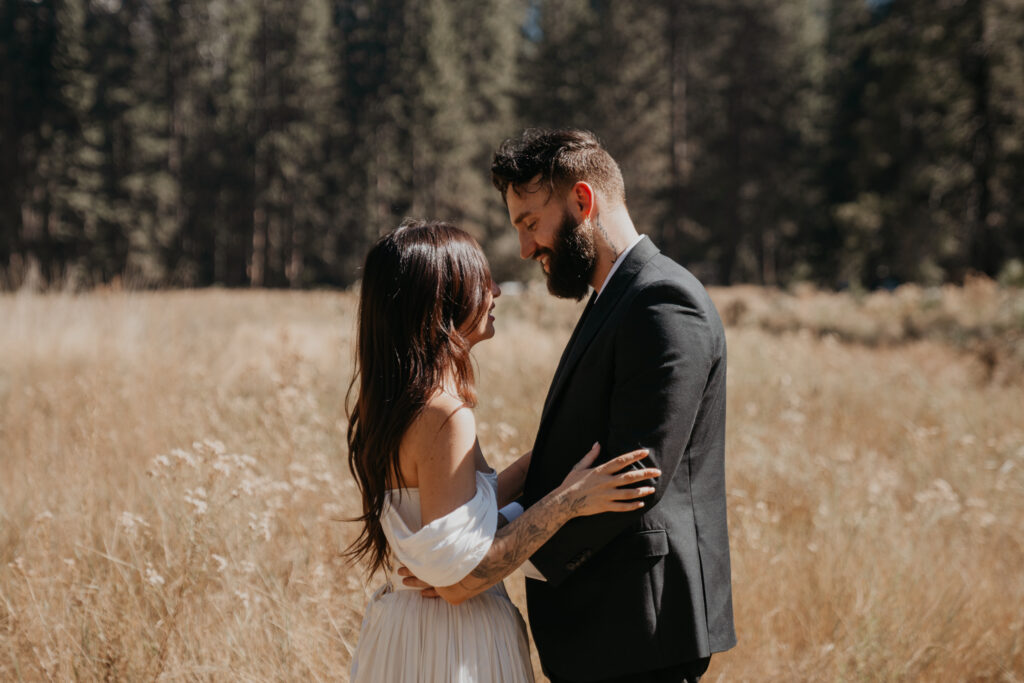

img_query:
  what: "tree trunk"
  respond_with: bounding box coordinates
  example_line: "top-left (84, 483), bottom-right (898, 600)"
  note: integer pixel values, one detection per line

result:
top-left (666, 0), bottom-right (690, 256)
top-left (966, 0), bottom-right (998, 276)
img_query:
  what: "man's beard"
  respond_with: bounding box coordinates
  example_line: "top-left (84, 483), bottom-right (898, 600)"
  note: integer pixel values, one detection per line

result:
top-left (540, 210), bottom-right (598, 300)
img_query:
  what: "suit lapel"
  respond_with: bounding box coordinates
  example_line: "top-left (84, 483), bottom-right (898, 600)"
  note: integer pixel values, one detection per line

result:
top-left (541, 290), bottom-right (596, 414)
top-left (537, 237), bottom-right (660, 428)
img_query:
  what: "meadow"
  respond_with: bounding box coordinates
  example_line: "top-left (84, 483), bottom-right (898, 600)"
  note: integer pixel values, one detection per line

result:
top-left (1, 282), bottom-right (1022, 681)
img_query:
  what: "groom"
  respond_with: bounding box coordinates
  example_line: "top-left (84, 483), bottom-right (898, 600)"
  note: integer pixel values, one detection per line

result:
top-left (491, 129), bottom-right (736, 682)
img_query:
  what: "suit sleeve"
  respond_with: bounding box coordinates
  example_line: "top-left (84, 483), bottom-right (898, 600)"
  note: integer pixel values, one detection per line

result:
top-left (527, 281), bottom-right (718, 585)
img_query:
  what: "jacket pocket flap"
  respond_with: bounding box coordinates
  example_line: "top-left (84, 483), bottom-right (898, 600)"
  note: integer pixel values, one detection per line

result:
top-left (625, 529), bottom-right (669, 558)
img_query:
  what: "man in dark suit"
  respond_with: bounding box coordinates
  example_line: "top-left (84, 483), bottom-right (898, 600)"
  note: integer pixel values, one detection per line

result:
top-left (490, 129), bottom-right (736, 682)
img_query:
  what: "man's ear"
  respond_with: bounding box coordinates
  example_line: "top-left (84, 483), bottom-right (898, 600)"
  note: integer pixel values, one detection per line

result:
top-left (570, 181), bottom-right (595, 219)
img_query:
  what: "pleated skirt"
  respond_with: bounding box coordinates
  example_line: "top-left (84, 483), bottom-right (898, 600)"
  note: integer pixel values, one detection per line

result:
top-left (350, 583), bottom-right (534, 682)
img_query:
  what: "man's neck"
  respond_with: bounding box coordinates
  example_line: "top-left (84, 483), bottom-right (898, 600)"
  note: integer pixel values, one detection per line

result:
top-left (588, 208), bottom-right (639, 292)
top-left (593, 234), bottom-right (644, 297)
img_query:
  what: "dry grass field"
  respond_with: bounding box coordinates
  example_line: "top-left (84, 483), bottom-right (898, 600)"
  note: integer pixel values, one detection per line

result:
top-left (1, 281), bottom-right (1022, 681)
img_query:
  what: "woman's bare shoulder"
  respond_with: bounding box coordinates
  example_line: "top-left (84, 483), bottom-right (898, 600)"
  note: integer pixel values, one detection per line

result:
top-left (399, 392), bottom-right (476, 481)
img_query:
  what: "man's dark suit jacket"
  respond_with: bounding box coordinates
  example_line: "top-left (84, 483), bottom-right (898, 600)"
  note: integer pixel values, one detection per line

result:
top-left (521, 237), bottom-right (736, 681)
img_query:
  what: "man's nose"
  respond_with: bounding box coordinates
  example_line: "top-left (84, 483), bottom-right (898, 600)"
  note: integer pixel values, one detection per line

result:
top-left (519, 234), bottom-right (535, 260)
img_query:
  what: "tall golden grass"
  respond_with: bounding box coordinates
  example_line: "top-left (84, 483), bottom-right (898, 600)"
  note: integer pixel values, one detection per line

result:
top-left (1, 283), bottom-right (1022, 681)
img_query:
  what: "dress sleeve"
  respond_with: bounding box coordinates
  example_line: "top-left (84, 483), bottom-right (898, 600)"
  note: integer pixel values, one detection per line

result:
top-left (381, 471), bottom-right (498, 587)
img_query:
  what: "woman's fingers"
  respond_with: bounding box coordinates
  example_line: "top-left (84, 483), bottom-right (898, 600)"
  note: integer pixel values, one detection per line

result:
top-left (614, 467), bottom-right (662, 484)
top-left (572, 442), bottom-right (602, 470)
top-left (606, 500), bottom-right (647, 511)
top-left (598, 448), bottom-right (651, 473)
top-left (398, 566), bottom-right (440, 598)
top-left (611, 485), bottom-right (657, 500)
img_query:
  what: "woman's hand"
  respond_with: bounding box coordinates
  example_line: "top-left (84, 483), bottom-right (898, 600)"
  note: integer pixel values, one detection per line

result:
top-left (402, 444), bottom-right (659, 604)
top-left (554, 443), bottom-right (660, 517)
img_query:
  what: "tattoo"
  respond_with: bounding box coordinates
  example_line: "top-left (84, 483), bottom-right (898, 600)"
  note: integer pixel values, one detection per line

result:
top-left (595, 218), bottom-right (621, 259)
top-left (467, 492), bottom-right (585, 587)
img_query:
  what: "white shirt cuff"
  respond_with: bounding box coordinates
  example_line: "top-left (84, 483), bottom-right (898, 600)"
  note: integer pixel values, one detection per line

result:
top-left (499, 502), bottom-right (525, 522)
top-left (497, 502), bottom-right (547, 581)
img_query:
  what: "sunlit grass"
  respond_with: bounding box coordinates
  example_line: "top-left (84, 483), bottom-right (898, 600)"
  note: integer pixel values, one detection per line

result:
top-left (1, 284), bottom-right (1022, 680)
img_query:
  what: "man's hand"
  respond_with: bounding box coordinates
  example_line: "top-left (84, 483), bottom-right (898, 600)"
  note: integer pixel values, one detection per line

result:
top-left (397, 566), bottom-right (439, 598)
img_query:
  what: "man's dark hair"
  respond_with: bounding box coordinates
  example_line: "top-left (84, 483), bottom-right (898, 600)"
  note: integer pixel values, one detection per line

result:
top-left (490, 128), bottom-right (626, 205)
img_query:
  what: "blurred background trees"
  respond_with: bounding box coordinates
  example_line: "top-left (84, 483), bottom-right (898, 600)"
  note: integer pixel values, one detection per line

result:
top-left (1, 0), bottom-right (1022, 289)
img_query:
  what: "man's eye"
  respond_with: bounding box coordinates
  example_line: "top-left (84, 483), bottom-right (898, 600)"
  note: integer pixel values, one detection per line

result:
top-left (526, 222), bottom-right (537, 232)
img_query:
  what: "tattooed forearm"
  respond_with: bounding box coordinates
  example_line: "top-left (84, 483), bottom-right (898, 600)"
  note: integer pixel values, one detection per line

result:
top-left (464, 491), bottom-right (585, 591)
top-left (468, 517), bottom-right (546, 583)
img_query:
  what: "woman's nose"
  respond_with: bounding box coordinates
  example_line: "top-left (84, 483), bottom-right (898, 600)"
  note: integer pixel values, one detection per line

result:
top-left (491, 280), bottom-right (501, 298)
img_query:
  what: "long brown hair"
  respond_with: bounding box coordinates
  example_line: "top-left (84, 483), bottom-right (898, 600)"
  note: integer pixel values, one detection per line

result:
top-left (344, 219), bottom-right (491, 576)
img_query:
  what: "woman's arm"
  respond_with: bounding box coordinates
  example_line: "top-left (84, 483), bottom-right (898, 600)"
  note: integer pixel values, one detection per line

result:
top-left (411, 400), bottom-right (658, 606)
top-left (434, 445), bottom-right (655, 604)
top-left (496, 450), bottom-right (531, 508)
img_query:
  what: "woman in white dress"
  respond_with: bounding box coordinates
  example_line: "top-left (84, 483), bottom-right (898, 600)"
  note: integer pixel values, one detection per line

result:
top-left (345, 220), bottom-right (660, 682)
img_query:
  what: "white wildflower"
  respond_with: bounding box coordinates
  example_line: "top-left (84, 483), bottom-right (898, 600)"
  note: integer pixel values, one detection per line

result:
top-left (145, 563), bottom-right (165, 587)
top-left (204, 439), bottom-right (227, 455)
top-left (248, 511), bottom-right (273, 541)
top-left (321, 502), bottom-right (345, 516)
top-left (292, 476), bottom-right (317, 493)
top-left (913, 478), bottom-right (961, 517)
top-left (184, 494), bottom-right (208, 516)
top-left (496, 422), bottom-right (518, 441)
top-left (34, 510), bottom-right (54, 523)
top-left (267, 480), bottom-right (292, 495)
top-left (237, 474), bottom-right (268, 497)
top-left (170, 448), bottom-right (199, 468)
top-left (212, 455), bottom-right (233, 477)
top-left (212, 554), bottom-right (228, 573)
top-left (119, 511), bottom-right (150, 539)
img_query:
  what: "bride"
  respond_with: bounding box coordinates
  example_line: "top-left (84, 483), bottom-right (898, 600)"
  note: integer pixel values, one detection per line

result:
top-left (345, 220), bottom-right (660, 682)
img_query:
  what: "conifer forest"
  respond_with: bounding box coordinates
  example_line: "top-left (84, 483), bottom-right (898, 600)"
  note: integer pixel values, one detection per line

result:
top-left (3, 0), bottom-right (1024, 289)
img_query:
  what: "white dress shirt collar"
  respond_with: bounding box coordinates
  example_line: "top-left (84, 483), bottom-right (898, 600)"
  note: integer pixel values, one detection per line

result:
top-left (594, 234), bottom-right (645, 300)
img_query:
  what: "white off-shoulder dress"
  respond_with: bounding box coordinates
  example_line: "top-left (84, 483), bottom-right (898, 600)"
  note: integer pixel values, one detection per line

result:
top-left (350, 470), bottom-right (534, 682)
